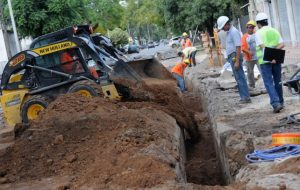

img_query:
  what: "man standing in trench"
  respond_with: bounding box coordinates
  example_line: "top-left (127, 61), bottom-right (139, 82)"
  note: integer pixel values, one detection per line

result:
top-left (171, 59), bottom-right (190, 92)
top-left (217, 16), bottom-right (251, 104)
top-left (255, 13), bottom-right (285, 113)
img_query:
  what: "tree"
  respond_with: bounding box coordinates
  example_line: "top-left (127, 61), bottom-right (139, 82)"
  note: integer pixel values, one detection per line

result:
top-left (10, 0), bottom-right (86, 38)
top-left (162, 0), bottom-right (248, 34)
top-left (121, 0), bottom-right (166, 42)
top-left (109, 28), bottom-right (128, 46)
top-left (86, 0), bottom-right (124, 34)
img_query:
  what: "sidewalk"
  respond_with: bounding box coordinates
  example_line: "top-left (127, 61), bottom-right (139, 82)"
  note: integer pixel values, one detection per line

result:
top-left (185, 51), bottom-right (300, 189)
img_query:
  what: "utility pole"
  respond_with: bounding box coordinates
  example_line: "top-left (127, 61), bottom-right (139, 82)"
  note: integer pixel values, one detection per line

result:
top-left (0, 0), bottom-right (12, 58)
top-left (7, 0), bottom-right (21, 52)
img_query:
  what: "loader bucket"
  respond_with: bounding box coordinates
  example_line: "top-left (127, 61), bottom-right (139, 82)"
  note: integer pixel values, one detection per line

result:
top-left (109, 57), bottom-right (173, 87)
top-left (109, 57), bottom-right (175, 99)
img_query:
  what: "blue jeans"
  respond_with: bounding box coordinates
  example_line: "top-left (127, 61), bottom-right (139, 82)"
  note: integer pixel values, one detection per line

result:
top-left (260, 63), bottom-right (283, 108)
top-left (172, 73), bottom-right (185, 92)
top-left (228, 53), bottom-right (250, 100)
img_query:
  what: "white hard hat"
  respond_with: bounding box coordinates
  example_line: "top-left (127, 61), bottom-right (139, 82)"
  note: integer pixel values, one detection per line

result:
top-left (255, 12), bottom-right (268, 21)
top-left (217, 16), bottom-right (229, 30)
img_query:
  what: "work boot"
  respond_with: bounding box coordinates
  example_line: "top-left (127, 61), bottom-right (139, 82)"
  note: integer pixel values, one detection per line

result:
top-left (239, 99), bottom-right (251, 104)
top-left (248, 86), bottom-right (255, 91)
top-left (273, 105), bottom-right (283, 113)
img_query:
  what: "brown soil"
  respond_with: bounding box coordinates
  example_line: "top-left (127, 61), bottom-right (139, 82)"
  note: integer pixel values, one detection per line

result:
top-left (0, 94), bottom-right (177, 189)
top-left (185, 113), bottom-right (224, 186)
top-left (120, 80), bottom-right (201, 140)
top-left (0, 79), bottom-right (224, 189)
top-left (271, 156), bottom-right (300, 175)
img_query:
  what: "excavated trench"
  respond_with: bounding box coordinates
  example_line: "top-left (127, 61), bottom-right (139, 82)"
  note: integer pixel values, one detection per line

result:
top-left (0, 77), bottom-right (227, 189)
top-left (181, 93), bottom-right (225, 186)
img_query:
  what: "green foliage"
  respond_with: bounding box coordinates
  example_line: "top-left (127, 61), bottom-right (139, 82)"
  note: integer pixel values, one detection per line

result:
top-left (86, 0), bottom-right (124, 32)
top-left (121, 0), bottom-right (166, 41)
top-left (11, 0), bottom-right (86, 38)
top-left (162, 0), bottom-right (248, 34)
top-left (109, 28), bottom-right (129, 46)
top-left (4, 0), bottom-right (248, 40)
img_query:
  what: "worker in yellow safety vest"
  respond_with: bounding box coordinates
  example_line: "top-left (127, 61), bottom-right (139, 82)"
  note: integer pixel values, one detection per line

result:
top-left (255, 12), bottom-right (285, 113)
top-left (178, 46), bottom-right (197, 67)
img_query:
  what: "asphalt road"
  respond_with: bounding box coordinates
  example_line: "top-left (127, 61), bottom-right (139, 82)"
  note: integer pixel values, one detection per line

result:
top-left (127, 44), bottom-right (177, 61)
top-left (127, 44), bottom-right (172, 58)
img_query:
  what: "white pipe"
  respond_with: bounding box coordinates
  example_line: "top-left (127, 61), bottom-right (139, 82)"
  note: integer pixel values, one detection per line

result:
top-left (7, 0), bottom-right (21, 52)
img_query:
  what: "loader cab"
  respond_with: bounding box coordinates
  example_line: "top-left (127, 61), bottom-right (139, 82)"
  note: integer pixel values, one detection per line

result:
top-left (30, 25), bottom-right (93, 49)
top-left (32, 47), bottom-right (89, 87)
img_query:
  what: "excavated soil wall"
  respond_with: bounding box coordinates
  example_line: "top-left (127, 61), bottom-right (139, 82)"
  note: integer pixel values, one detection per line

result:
top-left (0, 78), bottom-right (225, 189)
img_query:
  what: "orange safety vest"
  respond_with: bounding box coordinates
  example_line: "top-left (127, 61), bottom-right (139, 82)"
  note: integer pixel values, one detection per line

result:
top-left (171, 62), bottom-right (187, 77)
top-left (181, 38), bottom-right (192, 49)
top-left (60, 52), bottom-right (75, 73)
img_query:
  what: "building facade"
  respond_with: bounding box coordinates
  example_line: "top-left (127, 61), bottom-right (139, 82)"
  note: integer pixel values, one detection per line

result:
top-left (0, 28), bottom-right (31, 74)
top-left (249, 0), bottom-right (300, 47)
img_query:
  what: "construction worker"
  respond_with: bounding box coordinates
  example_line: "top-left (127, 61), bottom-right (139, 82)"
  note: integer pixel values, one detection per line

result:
top-left (60, 49), bottom-right (83, 74)
top-left (60, 51), bottom-right (76, 73)
top-left (241, 20), bottom-right (260, 89)
top-left (181, 32), bottom-right (192, 49)
top-left (178, 46), bottom-right (197, 67)
top-left (255, 13), bottom-right (285, 113)
top-left (171, 59), bottom-right (190, 92)
top-left (217, 16), bottom-right (251, 104)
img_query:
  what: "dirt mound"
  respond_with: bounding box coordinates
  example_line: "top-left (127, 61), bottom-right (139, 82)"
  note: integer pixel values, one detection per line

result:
top-left (122, 80), bottom-right (202, 141)
top-left (0, 94), bottom-right (180, 188)
top-left (0, 79), bottom-right (209, 189)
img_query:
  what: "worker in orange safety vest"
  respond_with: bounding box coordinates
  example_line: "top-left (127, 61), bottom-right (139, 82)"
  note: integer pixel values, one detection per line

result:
top-left (181, 32), bottom-right (193, 49)
top-left (171, 59), bottom-right (190, 92)
top-left (60, 51), bottom-right (76, 73)
top-left (60, 49), bottom-right (87, 75)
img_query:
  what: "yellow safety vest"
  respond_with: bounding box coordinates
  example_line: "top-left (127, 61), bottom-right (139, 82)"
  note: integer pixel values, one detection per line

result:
top-left (256, 26), bottom-right (281, 64)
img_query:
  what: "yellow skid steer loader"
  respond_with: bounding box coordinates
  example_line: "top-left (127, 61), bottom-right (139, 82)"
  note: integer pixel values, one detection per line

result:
top-left (0, 25), bottom-right (173, 127)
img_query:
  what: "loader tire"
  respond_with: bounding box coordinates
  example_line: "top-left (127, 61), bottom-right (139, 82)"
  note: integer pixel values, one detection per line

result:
top-left (68, 80), bottom-right (101, 97)
top-left (21, 95), bottom-right (50, 123)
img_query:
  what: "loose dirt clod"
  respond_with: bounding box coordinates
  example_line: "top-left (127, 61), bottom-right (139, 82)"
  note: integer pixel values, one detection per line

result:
top-left (66, 154), bottom-right (77, 163)
top-left (54, 135), bottom-right (64, 145)
top-left (46, 159), bottom-right (54, 165)
top-left (0, 178), bottom-right (8, 184)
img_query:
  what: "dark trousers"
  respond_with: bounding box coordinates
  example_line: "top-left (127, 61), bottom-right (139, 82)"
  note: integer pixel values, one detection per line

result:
top-left (189, 51), bottom-right (197, 66)
top-left (260, 63), bottom-right (283, 108)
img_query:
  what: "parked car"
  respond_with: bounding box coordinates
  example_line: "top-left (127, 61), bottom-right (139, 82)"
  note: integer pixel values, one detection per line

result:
top-left (118, 46), bottom-right (126, 53)
top-left (123, 44), bottom-right (140, 54)
top-left (160, 39), bottom-right (169, 45)
top-left (169, 36), bottom-right (181, 48)
top-left (154, 41), bottom-right (159, 46)
top-left (147, 41), bottom-right (155, 48)
top-left (139, 44), bottom-right (147, 49)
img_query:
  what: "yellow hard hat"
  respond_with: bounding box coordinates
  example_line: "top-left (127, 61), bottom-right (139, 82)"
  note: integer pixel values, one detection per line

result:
top-left (184, 59), bottom-right (190, 64)
top-left (182, 32), bottom-right (188, 36)
top-left (246, 20), bottom-right (256, 27)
